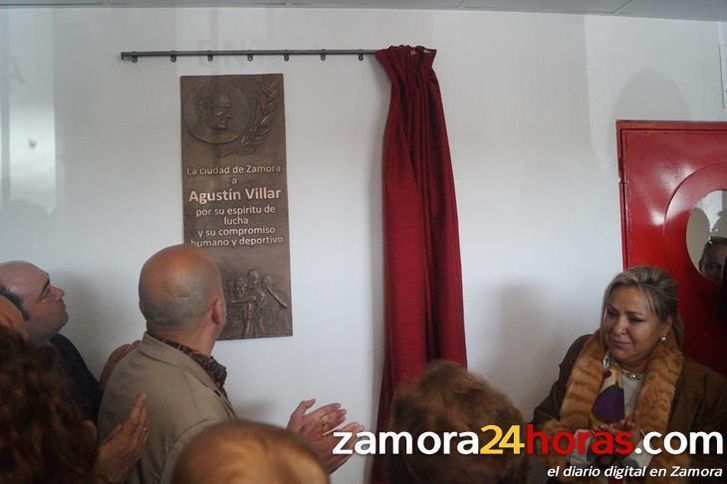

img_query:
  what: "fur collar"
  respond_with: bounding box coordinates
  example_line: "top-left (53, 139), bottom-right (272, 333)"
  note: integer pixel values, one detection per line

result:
top-left (542, 329), bottom-right (689, 483)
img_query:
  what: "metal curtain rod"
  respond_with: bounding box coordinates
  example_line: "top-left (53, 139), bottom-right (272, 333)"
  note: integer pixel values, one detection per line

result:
top-left (120, 49), bottom-right (378, 63)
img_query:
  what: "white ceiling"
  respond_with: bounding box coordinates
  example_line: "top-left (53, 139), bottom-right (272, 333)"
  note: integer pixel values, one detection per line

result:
top-left (2, 0), bottom-right (727, 23)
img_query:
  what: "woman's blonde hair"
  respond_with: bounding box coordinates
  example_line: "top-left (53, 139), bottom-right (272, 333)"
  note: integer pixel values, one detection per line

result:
top-left (601, 265), bottom-right (683, 347)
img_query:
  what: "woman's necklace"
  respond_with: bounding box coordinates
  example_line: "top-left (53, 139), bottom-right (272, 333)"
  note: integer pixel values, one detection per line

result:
top-left (621, 368), bottom-right (644, 380)
top-left (604, 352), bottom-right (645, 380)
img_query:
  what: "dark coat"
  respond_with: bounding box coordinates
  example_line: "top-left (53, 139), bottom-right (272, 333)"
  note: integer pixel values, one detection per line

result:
top-left (49, 333), bottom-right (102, 422)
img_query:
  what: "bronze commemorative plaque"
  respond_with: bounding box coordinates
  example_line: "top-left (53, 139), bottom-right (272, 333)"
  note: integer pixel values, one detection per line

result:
top-left (181, 74), bottom-right (292, 339)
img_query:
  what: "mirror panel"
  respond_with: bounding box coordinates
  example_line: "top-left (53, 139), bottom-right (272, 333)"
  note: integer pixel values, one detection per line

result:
top-left (687, 190), bottom-right (727, 283)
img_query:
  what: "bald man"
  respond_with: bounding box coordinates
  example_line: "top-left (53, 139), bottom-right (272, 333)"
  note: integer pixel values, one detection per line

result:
top-left (99, 245), bottom-right (359, 484)
top-left (0, 267), bottom-right (149, 483)
top-left (172, 421), bottom-right (329, 484)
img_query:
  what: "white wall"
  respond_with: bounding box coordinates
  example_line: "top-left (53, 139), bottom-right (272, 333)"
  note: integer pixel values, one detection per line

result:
top-left (1, 7), bottom-right (726, 483)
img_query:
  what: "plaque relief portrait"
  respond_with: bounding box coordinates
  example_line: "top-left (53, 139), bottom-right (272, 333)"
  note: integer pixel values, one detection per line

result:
top-left (183, 80), bottom-right (248, 145)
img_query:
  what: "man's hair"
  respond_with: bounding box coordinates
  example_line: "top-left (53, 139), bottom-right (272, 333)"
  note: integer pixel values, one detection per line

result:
top-left (388, 360), bottom-right (528, 484)
top-left (0, 286), bottom-right (28, 320)
top-left (138, 247), bottom-right (221, 329)
top-left (0, 262), bottom-right (31, 320)
top-left (171, 421), bottom-right (329, 484)
top-left (699, 236), bottom-right (727, 268)
top-left (0, 328), bottom-right (97, 482)
top-left (601, 265), bottom-right (684, 347)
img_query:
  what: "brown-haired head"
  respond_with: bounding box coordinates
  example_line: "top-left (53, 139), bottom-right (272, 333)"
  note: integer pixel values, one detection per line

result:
top-left (0, 327), bottom-right (97, 482)
top-left (171, 421), bottom-right (329, 484)
top-left (388, 360), bottom-right (527, 484)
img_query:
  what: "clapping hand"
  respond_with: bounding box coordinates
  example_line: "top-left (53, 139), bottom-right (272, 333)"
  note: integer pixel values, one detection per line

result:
top-left (287, 398), bottom-right (364, 473)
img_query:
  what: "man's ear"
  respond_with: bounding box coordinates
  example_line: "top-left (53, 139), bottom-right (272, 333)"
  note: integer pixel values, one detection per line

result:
top-left (210, 297), bottom-right (226, 327)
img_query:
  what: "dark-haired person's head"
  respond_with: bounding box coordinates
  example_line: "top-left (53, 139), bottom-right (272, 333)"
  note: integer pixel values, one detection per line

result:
top-left (699, 237), bottom-right (727, 284)
top-left (0, 261), bottom-right (68, 346)
top-left (699, 236), bottom-right (727, 284)
top-left (388, 360), bottom-right (527, 484)
top-left (0, 327), bottom-right (97, 482)
top-left (171, 421), bottom-right (329, 484)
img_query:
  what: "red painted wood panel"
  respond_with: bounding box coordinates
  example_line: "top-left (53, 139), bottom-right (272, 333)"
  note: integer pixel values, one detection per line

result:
top-left (618, 120), bottom-right (727, 376)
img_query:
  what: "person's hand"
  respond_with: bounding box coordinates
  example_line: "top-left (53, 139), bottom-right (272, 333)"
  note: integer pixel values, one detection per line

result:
top-left (95, 393), bottom-right (149, 484)
top-left (287, 399), bottom-right (363, 473)
top-left (314, 421), bottom-right (364, 473)
top-left (287, 399), bottom-right (346, 437)
top-left (99, 341), bottom-right (140, 390)
top-left (593, 412), bottom-right (641, 450)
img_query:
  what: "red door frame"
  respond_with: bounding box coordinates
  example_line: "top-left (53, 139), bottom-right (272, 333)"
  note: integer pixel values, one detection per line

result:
top-left (617, 120), bottom-right (727, 376)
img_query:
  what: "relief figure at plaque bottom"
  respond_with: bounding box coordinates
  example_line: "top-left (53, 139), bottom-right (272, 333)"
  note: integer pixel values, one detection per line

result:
top-left (221, 268), bottom-right (291, 340)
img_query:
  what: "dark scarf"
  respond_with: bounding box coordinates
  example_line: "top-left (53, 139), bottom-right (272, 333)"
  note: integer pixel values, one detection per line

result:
top-left (152, 333), bottom-right (228, 396)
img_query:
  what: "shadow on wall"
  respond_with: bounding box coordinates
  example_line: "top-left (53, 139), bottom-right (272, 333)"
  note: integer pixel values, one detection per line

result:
top-left (516, 160), bottom-right (576, 231)
top-left (232, 400), bottom-right (271, 423)
top-left (466, 282), bottom-right (579, 484)
top-left (60, 270), bottom-right (141, 374)
top-left (0, 200), bottom-right (56, 256)
top-left (0, 201), bottom-right (135, 374)
top-left (364, 52), bottom-right (391, 484)
top-left (488, 283), bottom-right (580, 418)
top-left (613, 68), bottom-right (691, 120)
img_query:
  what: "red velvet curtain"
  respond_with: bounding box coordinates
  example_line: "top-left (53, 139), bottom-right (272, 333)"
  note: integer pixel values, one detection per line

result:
top-left (372, 45), bottom-right (468, 482)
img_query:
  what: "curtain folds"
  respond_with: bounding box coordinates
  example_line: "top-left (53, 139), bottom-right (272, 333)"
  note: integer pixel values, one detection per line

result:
top-left (372, 45), bottom-right (467, 483)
